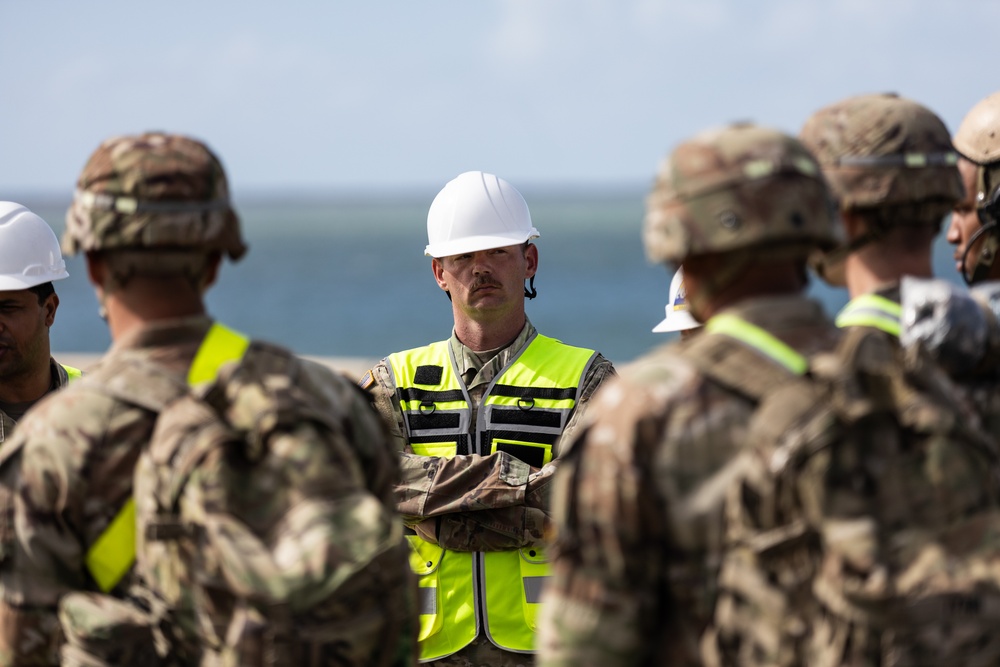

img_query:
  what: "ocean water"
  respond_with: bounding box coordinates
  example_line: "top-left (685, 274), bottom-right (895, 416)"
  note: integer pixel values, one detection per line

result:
top-left (18, 191), bottom-right (965, 370)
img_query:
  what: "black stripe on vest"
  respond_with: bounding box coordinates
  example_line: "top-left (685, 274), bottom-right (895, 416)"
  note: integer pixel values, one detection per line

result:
top-left (491, 384), bottom-right (577, 401)
top-left (491, 408), bottom-right (563, 429)
top-left (399, 387), bottom-right (466, 403)
top-left (407, 412), bottom-right (461, 431)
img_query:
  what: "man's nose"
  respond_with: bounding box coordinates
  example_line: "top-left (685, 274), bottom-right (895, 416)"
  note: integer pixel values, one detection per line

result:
top-left (946, 216), bottom-right (961, 243)
top-left (471, 253), bottom-right (492, 274)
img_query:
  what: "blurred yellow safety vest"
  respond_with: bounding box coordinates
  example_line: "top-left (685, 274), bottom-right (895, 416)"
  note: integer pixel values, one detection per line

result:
top-left (705, 312), bottom-right (809, 375)
top-left (835, 293), bottom-right (902, 337)
top-left (388, 333), bottom-right (596, 661)
top-left (83, 323), bottom-right (250, 594)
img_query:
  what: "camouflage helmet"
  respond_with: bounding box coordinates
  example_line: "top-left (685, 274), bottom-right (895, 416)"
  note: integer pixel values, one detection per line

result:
top-left (799, 93), bottom-right (963, 211)
top-left (64, 132), bottom-right (247, 260)
top-left (644, 123), bottom-right (838, 264)
top-left (954, 91), bottom-right (1000, 166)
top-left (953, 91), bottom-right (1000, 212)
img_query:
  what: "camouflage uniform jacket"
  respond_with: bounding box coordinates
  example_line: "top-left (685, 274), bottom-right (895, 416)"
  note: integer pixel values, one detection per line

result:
top-left (0, 317), bottom-right (212, 665)
top-left (0, 359), bottom-right (75, 447)
top-left (0, 316), bottom-right (415, 666)
top-left (536, 294), bottom-right (840, 667)
top-left (365, 319), bottom-right (615, 552)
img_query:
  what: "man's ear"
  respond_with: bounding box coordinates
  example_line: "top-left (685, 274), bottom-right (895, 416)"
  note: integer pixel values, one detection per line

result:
top-left (43, 293), bottom-right (59, 327)
top-left (432, 258), bottom-right (449, 292)
top-left (524, 243), bottom-right (538, 279)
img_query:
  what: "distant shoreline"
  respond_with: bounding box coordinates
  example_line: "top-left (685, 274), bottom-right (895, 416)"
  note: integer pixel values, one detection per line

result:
top-left (54, 353), bottom-right (378, 382)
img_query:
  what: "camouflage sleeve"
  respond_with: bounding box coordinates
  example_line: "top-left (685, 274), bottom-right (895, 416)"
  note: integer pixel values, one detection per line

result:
top-left (0, 391), bottom-right (148, 667)
top-left (400, 357), bottom-right (615, 552)
top-left (183, 417), bottom-right (405, 610)
top-left (537, 377), bottom-right (674, 667)
top-left (559, 354), bottom-right (616, 447)
top-left (423, 462), bottom-right (556, 551)
top-left (395, 450), bottom-right (534, 520)
top-left (363, 359), bottom-right (408, 453)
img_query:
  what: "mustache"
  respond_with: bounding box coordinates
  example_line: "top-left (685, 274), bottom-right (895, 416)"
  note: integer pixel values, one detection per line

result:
top-left (471, 277), bottom-right (503, 291)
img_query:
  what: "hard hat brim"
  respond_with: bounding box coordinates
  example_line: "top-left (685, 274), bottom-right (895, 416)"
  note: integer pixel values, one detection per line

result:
top-left (0, 269), bottom-right (70, 292)
top-left (425, 229), bottom-right (540, 258)
top-left (652, 309), bottom-right (700, 333)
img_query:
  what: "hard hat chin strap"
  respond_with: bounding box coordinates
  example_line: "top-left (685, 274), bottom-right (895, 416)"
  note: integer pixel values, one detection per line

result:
top-left (964, 185), bottom-right (1000, 285)
top-left (524, 277), bottom-right (537, 300)
top-left (963, 221), bottom-right (999, 285)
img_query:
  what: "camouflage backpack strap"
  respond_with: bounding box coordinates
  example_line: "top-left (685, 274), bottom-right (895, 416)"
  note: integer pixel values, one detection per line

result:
top-left (72, 352), bottom-right (191, 594)
top-left (142, 324), bottom-right (254, 530)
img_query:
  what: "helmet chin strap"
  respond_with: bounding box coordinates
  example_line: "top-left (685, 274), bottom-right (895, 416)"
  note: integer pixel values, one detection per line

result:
top-left (964, 186), bottom-right (1000, 285)
top-left (962, 221), bottom-right (999, 285)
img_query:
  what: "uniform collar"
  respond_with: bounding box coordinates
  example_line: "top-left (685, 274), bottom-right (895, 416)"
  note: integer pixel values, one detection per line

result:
top-left (449, 319), bottom-right (536, 389)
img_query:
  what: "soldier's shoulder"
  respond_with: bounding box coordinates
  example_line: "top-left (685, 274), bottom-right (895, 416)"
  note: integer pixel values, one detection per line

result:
top-left (615, 342), bottom-right (703, 395)
top-left (10, 382), bottom-right (134, 476)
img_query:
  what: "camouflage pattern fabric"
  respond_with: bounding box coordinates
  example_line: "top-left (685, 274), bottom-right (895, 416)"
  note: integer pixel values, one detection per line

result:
top-left (643, 123), bottom-right (838, 265)
top-left (365, 319), bottom-right (614, 664)
top-left (63, 132), bottom-right (246, 260)
top-left (537, 295), bottom-right (840, 667)
top-left (0, 317), bottom-right (210, 666)
top-left (132, 334), bottom-right (416, 667)
top-left (799, 93), bottom-right (963, 211)
top-left (706, 325), bottom-right (1000, 666)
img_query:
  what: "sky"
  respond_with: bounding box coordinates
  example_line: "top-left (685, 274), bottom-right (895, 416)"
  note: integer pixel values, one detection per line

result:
top-left (3, 0), bottom-right (998, 197)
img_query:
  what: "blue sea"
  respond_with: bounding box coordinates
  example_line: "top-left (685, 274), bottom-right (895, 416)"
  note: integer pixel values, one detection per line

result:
top-left (16, 190), bottom-right (965, 368)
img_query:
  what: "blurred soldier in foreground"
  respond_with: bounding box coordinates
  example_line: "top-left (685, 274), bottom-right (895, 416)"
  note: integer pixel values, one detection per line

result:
top-left (538, 123), bottom-right (842, 665)
top-left (362, 171), bottom-right (615, 666)
top-left (0, 202), bottom-right (79, 435)
top-left (0, 132), bottom-right (415, 666)
top-left (799, 92), bottom-right (963, 339)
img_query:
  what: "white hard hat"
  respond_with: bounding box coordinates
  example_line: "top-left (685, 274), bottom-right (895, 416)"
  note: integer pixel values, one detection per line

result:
top-left (425, 171), bottom-right (540, 258)
top-left (653, 267), bottom-right (699, 333)
top-left (0, 202), bottom-right (69, 291)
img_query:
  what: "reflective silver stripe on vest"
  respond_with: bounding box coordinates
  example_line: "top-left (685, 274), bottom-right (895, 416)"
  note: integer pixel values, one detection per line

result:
top-left (523, 576), bottom-right (547, 604)
top-left (417, 587), bottom-right (437, 616)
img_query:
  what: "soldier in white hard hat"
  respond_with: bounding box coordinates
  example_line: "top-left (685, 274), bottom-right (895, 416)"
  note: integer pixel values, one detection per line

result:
top-left (0, 202), bottom-right (78, 437)
top-left (361, 170), bottom-right (615, 666)
top-left (653, 267), bottom-right (700, 338)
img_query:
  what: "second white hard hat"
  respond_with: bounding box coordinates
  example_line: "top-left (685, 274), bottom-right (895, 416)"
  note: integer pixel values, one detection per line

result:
top-left (653, 267), bottom-right (699, 333)
top-left (425, 171), bottom-right (540, 258)
top-left (0, 202), bottom-right (69, 291)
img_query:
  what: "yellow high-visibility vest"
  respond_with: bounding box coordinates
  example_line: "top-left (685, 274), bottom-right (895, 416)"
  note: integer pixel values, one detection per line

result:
top-left (388, 333), bottom-right (596, 661)
top-left (84, 323), bottom-right (250, 594)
